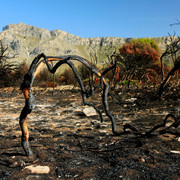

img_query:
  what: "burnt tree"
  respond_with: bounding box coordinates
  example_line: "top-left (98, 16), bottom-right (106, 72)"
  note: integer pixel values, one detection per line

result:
top-left (20, 53), bottom-right (132, 156)
top-left (160, 35), bottom-right (180, 80)
top-left (20, 53), bottom-right (180, 156)
top-left (159, 57), bottom-right (180, 96)
top-left (0, 40), bottom-right (19, 86)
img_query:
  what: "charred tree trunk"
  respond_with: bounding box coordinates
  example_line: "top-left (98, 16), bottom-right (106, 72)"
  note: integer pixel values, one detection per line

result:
top-left (19, 53), bottom-right (180, 156)
top-left (159, 60), bottom-right (180, 97)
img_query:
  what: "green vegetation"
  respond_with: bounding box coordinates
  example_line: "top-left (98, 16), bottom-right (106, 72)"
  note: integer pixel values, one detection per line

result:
top-left (132, 38), bottom-right (160, 52)
top-left (115, 38), bottom-right (161, 87)
top-left (1, 33), bottom-right (179, 88)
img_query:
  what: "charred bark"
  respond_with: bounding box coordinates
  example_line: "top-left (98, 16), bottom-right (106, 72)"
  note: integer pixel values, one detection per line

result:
top-left (19, 53), bottom-right (180, 156)
top-left (159, 60), bottom-right (180, 97)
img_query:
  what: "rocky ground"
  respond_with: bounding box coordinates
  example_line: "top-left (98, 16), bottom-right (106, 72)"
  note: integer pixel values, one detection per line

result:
top-left (0, 85), bottom-right (179, 180)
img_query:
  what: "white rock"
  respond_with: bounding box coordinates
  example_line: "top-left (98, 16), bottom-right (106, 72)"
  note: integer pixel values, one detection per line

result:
top-left (83, 107), bottom-right (97, 117)
top-left (23, 164), bottom-right (50, 174)
top-left (170, 150), bottom-right (180, 154)
top-left (125, 98), bottom-right (137, 103)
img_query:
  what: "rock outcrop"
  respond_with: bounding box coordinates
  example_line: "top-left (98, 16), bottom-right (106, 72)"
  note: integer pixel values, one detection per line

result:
top-left (0, 22), bottom-right (175, 63)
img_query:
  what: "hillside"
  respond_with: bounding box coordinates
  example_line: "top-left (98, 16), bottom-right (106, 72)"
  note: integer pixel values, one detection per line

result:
top-left (0, 23), bottom-right (174, 64)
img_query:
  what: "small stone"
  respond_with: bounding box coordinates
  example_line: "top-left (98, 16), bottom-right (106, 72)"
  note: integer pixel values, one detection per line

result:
top-left (140, 158), bottom-right (145, 163)
top-left (83, 107), bottom-right (97, 117)
top-left (170, 150), bottom-right (180, 154)
top-left (125, 98), bottom-right (137, 103)
top-left (23, 164), bottom-right (50, 174)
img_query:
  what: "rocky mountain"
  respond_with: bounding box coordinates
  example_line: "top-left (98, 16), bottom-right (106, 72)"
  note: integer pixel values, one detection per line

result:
top-left (0, 23), bottom-right (174, 64)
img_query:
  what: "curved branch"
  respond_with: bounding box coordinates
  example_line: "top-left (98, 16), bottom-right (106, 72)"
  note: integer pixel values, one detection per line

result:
top-left (159, 60), bottom-right (180, 97)
top-left (19, 53), bottom-right (118, 155)
top-left (19, 53), bottom-right (180, 156)
top-left (144, 114), bottom-right (180, 136)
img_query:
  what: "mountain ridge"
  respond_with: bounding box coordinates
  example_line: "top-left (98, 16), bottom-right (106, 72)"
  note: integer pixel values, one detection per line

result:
top-left (0, 23), bottom-right (173, 64)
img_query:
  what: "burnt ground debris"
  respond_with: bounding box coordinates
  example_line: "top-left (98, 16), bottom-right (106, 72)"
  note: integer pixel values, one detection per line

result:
top-left (0, 85), bottom-right (179, 179)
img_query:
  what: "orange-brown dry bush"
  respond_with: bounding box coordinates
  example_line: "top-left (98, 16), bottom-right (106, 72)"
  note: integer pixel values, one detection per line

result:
top-left (116, 38), bottom-right (161, 85)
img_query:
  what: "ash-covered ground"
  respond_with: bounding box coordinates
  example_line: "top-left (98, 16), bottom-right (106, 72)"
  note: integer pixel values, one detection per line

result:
top-left (0, 85), bottom-right (179, 179)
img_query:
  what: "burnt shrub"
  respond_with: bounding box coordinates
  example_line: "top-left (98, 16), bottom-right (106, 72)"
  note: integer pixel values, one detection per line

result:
top-left (0, 61), bottom-right (29, 87)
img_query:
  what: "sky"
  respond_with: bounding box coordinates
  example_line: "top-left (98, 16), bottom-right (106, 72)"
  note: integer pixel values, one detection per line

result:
top-left (0, 0), bottom-right (179, 38)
